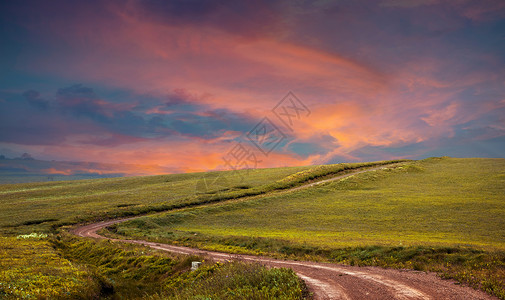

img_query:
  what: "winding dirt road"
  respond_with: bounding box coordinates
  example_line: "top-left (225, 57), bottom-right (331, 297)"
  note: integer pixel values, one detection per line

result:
top-left (71, 165), bottom-right (497, 300)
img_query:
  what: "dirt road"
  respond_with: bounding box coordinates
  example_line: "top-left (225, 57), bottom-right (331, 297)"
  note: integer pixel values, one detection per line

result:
top-left (71, 165), bottom-right (497, 300)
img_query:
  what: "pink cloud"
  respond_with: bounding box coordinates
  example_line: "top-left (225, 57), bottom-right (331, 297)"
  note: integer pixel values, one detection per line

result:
top-left (4, 0), bottom-right (503, 170)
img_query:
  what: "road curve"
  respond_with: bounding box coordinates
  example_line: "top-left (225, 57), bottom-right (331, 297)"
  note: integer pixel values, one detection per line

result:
top-left (71, 165), bottom-right (497, 300)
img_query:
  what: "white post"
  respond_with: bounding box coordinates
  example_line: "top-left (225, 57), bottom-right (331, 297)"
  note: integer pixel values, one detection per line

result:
top-left (191, 261), bottom-right (202, 271)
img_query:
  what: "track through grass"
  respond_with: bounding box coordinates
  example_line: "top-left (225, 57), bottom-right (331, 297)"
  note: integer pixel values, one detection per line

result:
top-left (107, 157), bottom-right (505, 299)
top-left (1, 160), bottom-right (401, 235)
top-left (1, 160), bottom-right (404, 299)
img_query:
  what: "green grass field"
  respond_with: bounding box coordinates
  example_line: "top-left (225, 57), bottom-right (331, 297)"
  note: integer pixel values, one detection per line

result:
top-left (2, 157), bottom-right (504, 298)
top-left (1, 234), bottom-right (306, 299)
top-left (0, 165), bottom-right (317, 235)
top-left (0, 160), bottom-right (399, 299)
top-left (0, 235), bottom-right (102, 299)
top-left (107, 157), bottom-right (505, 298)
top-left (0, 160), bottom-right (397, 235)
top-left (113, 157), bottom-right (505, 250)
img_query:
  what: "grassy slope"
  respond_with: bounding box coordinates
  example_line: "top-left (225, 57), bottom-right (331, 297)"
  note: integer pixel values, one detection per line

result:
top-left (0, 165), bottom-right (314, 235)
top-left (1, 234), bottom-right (307, 299)
top-left (116, 157), bottom-right (505, 249)
top-left (109, 157), bottom-right (505, 298)
top-left (3, 157), bottom-right (503, 298)
top-left (1, 161), bottom-right (402, 299)
top-left (0, 160), bottom-right (399, 235)
top-left (0, 236), bottom-right (102, 299)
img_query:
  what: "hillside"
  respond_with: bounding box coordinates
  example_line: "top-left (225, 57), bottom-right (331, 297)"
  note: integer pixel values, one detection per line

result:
top-left (102, 157), bottom-right (505, 298)
top-left (1, 160), bottom-right (403, 236)
top-left (1, 158), bottom-right (504, 299)
top-left (116, 157), bottom-right (505, 250)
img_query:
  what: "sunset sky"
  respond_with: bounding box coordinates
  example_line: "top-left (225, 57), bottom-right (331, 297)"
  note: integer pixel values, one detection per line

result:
top-left (1, 0), bottom-right (504, 175)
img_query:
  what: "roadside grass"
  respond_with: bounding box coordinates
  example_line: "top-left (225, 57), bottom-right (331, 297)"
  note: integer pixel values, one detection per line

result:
top-left (108, 157), bottom-right (505, 299)
top-left (0, 236), bottom-right (102, 299)
top-left (155, 261), bottom-right (308, 300)
top-left (0, 160), bottom-right (401, 235)
top-left (52, 233), bottom-right (307, 299)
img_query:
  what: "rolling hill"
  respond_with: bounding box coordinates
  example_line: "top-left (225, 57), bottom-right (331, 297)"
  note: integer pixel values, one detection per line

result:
top-left (1, 157), bottom-right (504, 299)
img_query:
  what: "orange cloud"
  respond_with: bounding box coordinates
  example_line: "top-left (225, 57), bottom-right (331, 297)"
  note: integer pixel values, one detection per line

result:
top-left (42, 168), bottom-right (73, 175)
top-left (10, 1), bottom-right (503, 170)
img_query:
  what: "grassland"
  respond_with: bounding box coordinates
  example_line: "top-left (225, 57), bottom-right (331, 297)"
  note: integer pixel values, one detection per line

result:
top-left (1, 160), bottom-right (403, 299)
top-left (0, 235), bottom-right (101, 299)
top-left (0, 160), bottom-right (398, 235)
top-left (112, 157), bottom-right (505, 249)
top-left (1, 234), bottom-right (306, 299)
top-left (0, 165), bottom-right (313, 235)
top-left (2, 157), bottom-right (504, 298)
top-left (107, 157), bottom-right (505, 298)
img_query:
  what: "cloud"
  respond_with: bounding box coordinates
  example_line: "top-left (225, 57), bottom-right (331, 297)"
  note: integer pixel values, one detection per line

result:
top-left (456, 0), bottom-right (505, 22)
top-left (56, 84), bottom-right (109, 120)
top-left (23, 90), bottom-right (49, 110)
top-left (0, 92), bottom-right (71, 145)
top-left (1, 0), bottom-right (504, 172)
top-left (128, 0), bottom-right (285, 38)
top-left (380, 0), bottom-right (505, 23)
top-left (0, 85), bottom-right (268, 166)
top-left (286, 134), bottom-right (339, 158)
top-left (421, 102), bottom-right (459, 127)
top-left (380, 0), bottom-right (439, 8)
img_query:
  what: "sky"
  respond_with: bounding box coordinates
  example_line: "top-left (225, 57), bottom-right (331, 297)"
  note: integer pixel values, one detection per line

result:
top-left (1, 0), bottom-right (504, 175)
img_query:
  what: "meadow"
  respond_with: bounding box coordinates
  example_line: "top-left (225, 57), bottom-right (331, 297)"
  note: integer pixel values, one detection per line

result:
top-left (112, 158), bottom-right (505, 249)
top-left (2, 157), bottom-right (504, 298)
top-left (1, 160), bottom-right (402, 298)
top-left (0, 235), bottom-right (101, 299)
top-left (1, 233), bottom-right (307, 299)
top-left (0, 165), bottom-right (313, 235)
top-left (0, 160), bottom-right (397, 235)
top-left (108, 157), bottom-right (505, 298)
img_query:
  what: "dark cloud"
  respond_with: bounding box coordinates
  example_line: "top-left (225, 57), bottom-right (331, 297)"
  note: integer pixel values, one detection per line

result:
top-left (130, 0), bottom-right (285, 38)
top-left (23, 90), bottom-right (49, 110)
top-left (287, 134), bottom-right (339, 158)
top-left (56, 84), bottom-right (107, 120)
top-left (159, 109), bottom-right (257, 139)
top-left (55, 84), bottom-right (152, 138)
top-left (165, 89), bottom-right (202, 108)
top-left (0, 91), bottom-right (68, 145)
top-left (344, 121), bottom-right (505, 162)
top-left (134, 89), bottom-right (261, 139)
top-left (346, 145), bottom-right (414, 162)
top-left (0, 109), bottom-right (69, 145)
top-left (0, 84), bottom-right (263, 147)
top-left (78, 133), bottom-right (146, 147)
top-left (57, 84), bottom-right (95, 97)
